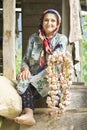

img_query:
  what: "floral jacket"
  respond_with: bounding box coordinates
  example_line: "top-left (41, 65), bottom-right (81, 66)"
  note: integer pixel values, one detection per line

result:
top-left (17, 32), bottom-right (67, 96)
top-left (22, 32), bottom-right (67, 74)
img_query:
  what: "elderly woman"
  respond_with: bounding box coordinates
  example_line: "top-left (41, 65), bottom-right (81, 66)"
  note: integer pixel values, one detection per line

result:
top-left (15, 9), bottom-right (67, 125)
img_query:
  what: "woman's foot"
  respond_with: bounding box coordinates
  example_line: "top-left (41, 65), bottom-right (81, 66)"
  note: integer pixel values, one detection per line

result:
top-left (15, 108), bottom-right (36, 125)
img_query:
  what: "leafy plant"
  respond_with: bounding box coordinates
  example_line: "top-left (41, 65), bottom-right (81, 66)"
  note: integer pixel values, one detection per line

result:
top-left (82, 15), bottom-right (87, 83)
top-left (16, 46), bottom-right (22, 75)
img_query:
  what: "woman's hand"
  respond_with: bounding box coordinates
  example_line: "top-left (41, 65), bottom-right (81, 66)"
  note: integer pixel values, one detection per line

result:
top-left (17, 67), bottom-right (31, 80)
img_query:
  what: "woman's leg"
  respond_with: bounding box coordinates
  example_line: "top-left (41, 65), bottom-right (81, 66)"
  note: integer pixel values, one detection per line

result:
top-left (15, 86), bottom-right (36, 125)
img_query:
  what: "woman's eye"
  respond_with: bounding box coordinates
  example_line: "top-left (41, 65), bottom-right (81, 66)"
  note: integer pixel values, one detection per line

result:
top-left (51, 19), bottom-right (56, 22)
top-left (44, 19), bottom-right (49, 22)
top-left (44, 19), bottom-right (56, 23)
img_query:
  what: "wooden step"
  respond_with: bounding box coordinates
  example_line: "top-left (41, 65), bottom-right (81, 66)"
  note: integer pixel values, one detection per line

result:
top-left (19, 108), bottom-right (87, 130)
top-left (72, 82), bottom-right (84, 86)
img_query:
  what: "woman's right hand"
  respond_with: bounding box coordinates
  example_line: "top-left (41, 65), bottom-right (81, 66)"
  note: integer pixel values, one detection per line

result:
top-left (17, 67), bottom-right (31, 81)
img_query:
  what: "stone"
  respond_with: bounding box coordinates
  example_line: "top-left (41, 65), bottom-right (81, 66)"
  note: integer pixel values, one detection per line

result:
top-left (0, 76), bottom-right (22, 119)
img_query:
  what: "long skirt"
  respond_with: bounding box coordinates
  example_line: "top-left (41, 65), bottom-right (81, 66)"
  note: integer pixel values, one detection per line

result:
top-left (21, 83), bottom-right (41, 110)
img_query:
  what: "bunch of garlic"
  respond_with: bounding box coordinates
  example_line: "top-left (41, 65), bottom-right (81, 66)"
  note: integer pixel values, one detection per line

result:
top-left (46, 51), bottom-right (73, 115)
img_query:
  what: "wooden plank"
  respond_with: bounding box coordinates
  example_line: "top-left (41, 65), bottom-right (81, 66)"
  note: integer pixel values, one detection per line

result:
top-left (22, 4), bottom-right (61, 15)
top-left (0, 58), bottom-right (3, 63)
top-left (0, 50), bottom-right (2, 57)
top-left (0, 24), bottom-right (3, 36)
top-left (22, 27), bottom-right (38, 55)
top-left (23, 15), bottom-right (40, 26)
top-left (22, 27), bottom-right (38, 38)
top-left (72, 82), bottom-right (84, 86)
top-left (3, 0), bottom-right (16, 80)
top-left (22, 0), bottom-right (59, 3)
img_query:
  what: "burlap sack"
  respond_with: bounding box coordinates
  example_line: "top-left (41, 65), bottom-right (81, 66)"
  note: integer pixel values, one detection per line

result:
top-left (0, 76), bottom-right (22, 119)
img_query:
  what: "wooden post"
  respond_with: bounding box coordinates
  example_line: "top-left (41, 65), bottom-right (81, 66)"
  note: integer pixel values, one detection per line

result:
top-left (3, 0), bottom-right (16, 80)
top-left (62, 0), bottom-right (69, 36)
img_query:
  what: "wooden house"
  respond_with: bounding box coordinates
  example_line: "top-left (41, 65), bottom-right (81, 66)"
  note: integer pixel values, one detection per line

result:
top-left (0, 1), bottom-right (87, 130)
top-left (0, 0), bottom-right (86, 82)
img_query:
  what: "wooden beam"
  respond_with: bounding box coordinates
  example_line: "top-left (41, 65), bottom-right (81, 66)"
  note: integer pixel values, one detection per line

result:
top-left (3, 0), bottom-right (16, 80)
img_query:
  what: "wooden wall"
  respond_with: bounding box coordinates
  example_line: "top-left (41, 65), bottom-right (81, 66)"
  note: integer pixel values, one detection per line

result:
top-left (0, 37), bottom-right (3, 74)
top-left (0, 12), bottom-right (3, 74)
top-left (22, 0), bottom-right (62, 56)
top-left (0, 13), bottom-right (3, 36)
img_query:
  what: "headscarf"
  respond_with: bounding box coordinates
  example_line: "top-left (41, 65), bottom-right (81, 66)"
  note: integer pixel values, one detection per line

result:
top-left (39, 9), bottom-right (61, 67)
top-left (39, 9), bottom-right (61, 29)
top-left (39, 9), bottom-right (61, 52)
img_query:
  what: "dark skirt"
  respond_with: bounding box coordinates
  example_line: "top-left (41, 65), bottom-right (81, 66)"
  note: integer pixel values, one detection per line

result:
top-left (21, 83), bottom-right (41, 110)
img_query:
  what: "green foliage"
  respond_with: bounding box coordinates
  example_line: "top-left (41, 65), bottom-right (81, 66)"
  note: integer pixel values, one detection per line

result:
top-left (16, 46), bottom-right (22, 75)
top-left (82, 33), bottom-right (87, 83)
top-left (85, 15), bottom-right (87, 21)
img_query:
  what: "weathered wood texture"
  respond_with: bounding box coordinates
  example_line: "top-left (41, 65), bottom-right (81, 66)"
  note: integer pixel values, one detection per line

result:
top-left (22, 0), bottom-right (62, 56)
top-left (0, 14), bottom-right (3, 36)
top-left (0, 50), bottom-right (3, 74)
top-left (3, 0), bottom-right (16, 79)
top-left (0, 14), bottom-right (3, 74)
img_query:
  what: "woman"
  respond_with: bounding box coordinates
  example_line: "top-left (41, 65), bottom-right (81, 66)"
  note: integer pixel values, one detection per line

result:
top-left (15, 9), bottom-right (67, 125)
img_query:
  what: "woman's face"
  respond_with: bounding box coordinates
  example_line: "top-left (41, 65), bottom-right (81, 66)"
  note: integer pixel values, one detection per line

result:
top-left (42, 13), bottom-right (58, 36)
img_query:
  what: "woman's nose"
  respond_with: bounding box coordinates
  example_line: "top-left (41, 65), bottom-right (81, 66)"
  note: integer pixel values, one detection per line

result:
top-left (47, 20), bottom-right (51, 25)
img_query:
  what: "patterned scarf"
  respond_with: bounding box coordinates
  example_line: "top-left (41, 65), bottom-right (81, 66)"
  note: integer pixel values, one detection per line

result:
top-left (39, 28), bottom-right (58, 67)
